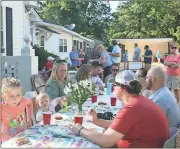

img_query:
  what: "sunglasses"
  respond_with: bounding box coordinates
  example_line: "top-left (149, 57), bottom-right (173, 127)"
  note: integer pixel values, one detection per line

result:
top-left (98, 102), bottom-right (107, 105)
top-left (137, 75), bottom-right (144, 78)
top-left (171, 47), bottom-right (177, 49)
top-left (112, 82), bottom-right (121, 87)
top-left (112, 69), bottom-right (119, 72)
top-left (54, 59), bottom-right (67, 63)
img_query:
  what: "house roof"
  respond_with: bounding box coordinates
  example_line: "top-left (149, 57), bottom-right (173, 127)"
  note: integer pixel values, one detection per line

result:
top-left (35, 21), bottom-right (93, 42)
top-left (38, 26), bottom-right (60, 34)
top-left (114, 38), bottom-right (173, 44)
top-left (42, 19), bottom-right (56, 24)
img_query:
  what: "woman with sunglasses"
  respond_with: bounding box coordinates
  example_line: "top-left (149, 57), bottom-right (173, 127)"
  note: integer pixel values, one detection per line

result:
top-left (70, 70), bottom-right (169, 148)
top-left (45, 60), bottom-right (69, 112)
top-left (105, 63), bottom-right (119, 87)
top-left (135, 68), bottom-right (151, 97)
top-left (164, 44), bottom-right (180, 103)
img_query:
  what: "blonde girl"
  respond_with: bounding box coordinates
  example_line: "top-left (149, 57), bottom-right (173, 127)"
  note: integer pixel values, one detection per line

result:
top-left (1, 78), bottom-right (33, 142)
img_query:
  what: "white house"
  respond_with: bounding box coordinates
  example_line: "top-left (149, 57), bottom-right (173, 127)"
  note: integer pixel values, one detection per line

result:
top-left (1, 1), bottom-right (94, 61)
top-left (1, 1), bottom-right (41, 56)
top-left (0, 1), bottom-right (98, 94)
top-left (33, 21), bottom-right (93, 60)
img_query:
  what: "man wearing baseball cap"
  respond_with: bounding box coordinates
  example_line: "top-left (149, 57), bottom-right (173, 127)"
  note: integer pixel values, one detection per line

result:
top-left (70, 70), bottom-right (169, 148)
top-left (44, 56), bottom-right (55, 77)
top-left (45, 56), bottom-right (55, 70)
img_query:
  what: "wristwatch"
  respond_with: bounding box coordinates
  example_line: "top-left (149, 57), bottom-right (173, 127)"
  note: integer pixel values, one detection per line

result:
top-left (77, 126), bottom-right (84, 136)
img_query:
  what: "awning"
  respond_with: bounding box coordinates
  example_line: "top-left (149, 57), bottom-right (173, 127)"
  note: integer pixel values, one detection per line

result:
top-left (113, 38), bottom-right (173, 45)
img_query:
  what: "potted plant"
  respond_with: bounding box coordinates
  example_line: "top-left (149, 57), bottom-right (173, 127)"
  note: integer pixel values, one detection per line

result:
top-left (64, 80), bottom-right (96, 115)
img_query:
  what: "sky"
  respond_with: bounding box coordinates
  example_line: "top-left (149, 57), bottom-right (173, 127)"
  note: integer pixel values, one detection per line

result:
top-left (109, 1), bottom-right (119, 12)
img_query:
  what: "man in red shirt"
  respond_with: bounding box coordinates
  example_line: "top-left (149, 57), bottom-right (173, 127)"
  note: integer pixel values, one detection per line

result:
top-left (71, 70), bottom-right (169, 148)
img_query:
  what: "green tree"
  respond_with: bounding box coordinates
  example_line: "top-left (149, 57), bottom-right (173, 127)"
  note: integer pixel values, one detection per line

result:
top-left (40, 1), bottom-right (112, 43)
top-left (110, 0), bottom-right (180, 44)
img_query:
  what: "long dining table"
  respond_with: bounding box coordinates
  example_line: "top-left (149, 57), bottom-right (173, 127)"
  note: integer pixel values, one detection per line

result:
top-left (2, 94), bottom-right (123, 148)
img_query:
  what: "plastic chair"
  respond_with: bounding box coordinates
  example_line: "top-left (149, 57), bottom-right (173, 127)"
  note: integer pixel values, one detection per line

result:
top-left (163, 127), bottom-right (179, 148)
top-left (31, 75), bottom-right (46, 93)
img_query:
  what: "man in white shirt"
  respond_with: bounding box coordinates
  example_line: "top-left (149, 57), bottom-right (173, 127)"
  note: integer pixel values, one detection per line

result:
top-left (109, 40), bottom-right (121, 64)
top-left (133, 43), bottom-right (141, 61)
top-left (90, 61), bottom-right (105, 90)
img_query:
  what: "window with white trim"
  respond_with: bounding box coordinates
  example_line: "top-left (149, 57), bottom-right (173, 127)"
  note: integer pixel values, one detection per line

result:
top-left (73, 40), bottom-right (77, 47)
top-left (80, 42), bottom-right (82, 49)
top-left (59, 39), bottom-right (67, 52)
top-left (40, 36), bottom-right (44, 48)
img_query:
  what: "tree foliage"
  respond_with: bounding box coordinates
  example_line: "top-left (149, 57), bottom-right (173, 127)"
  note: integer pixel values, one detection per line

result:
top-left (110, 0), bottom-right (180, 44)
top-left (40, 1), bottom-right (112, 43)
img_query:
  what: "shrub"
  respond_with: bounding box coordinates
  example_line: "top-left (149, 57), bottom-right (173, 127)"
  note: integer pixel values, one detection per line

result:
top-left (33, 45), bottom-right (58, 70)
top-left (33, 45), bottom-right (72, 70)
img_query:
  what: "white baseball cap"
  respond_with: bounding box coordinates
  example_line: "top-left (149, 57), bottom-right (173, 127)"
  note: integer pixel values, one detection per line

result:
top-left (47, 56), bottom-right (55, 61)
top-left (115, 70), bottom-right (139, 86)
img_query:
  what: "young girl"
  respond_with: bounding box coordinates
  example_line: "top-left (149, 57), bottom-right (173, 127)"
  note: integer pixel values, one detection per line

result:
top-left (123, 49), bottom-right (128, 69)
top-left (35, 92), bottom-right (64, 122)
top-left (1, 78), bottom-right (33, 142)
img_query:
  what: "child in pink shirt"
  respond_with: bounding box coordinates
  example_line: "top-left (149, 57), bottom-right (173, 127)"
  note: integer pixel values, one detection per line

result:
top-left (1, 78), bottom-right (33, 142)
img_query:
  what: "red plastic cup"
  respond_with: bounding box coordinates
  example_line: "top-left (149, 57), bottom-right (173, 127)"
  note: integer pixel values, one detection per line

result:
top-left (111, 97), bottom-right (117, 106)
top-left (43, 112), bottom-right (52, 125)
top-left (74, 115), bottom-right (83, 125)
top-left (91, 95), bottom-right (97, 103)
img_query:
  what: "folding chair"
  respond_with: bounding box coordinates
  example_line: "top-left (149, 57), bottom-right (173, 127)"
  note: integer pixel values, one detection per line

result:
top-left (163, 127), bottom-right (179, 148)
top-left (31, 74), bottom-right (46, 93)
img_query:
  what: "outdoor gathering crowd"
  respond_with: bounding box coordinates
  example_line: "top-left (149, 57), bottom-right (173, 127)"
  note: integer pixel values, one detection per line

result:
top-left (1, 40), bottom-right (180, 148)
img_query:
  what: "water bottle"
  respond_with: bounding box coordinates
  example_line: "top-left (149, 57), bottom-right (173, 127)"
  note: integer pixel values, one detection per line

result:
top-left (106, 83), bottom-right (112, 95)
